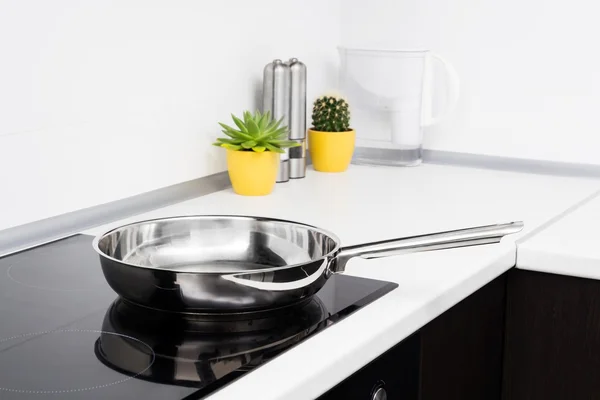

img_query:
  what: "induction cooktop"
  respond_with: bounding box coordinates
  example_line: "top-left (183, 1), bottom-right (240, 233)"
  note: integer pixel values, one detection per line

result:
top-left (0, 234), bottom-right (397, 399)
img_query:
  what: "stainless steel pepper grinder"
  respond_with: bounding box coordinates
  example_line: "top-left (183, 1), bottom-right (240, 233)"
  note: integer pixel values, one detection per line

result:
top-left (287, 58), bottom-right (307, 179)
top-left (263, 59), bottom-right (291, 183)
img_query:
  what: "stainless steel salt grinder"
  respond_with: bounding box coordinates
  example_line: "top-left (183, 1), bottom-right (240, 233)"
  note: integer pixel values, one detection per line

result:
top-left (272, 60), bottom-right (291, 182)
top-left (288, 58), bottom-right (307, 179)
top-left (262, 61), bottom-right (275, 117)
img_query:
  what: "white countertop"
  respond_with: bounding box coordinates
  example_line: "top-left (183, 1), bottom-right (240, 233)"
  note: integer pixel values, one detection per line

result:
top-left (518, 191), bottom-right (600, 280)
top-left (83, 164), bottom-right (600, 399)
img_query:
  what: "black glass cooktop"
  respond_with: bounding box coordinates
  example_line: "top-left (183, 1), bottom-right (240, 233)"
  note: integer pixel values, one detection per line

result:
top-left (0, 234), bottom-right (397, 399)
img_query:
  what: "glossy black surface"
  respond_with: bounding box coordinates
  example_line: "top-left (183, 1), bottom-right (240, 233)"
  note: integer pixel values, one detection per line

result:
top-left (0, 234), bottom-right (397, 399)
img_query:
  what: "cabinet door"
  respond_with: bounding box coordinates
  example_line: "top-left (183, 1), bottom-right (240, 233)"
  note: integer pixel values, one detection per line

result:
top-left (420, 273), bottom-right (507, 400)
top-left (503, 269), bottom-right (600, 400)
top-left (318, 332), bottom-right (420, 400)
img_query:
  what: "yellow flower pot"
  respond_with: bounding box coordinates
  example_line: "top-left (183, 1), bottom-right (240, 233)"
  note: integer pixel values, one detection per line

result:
top-left (308, 129), bottom-right (355, 172)
top-left (226, 149), bottom-right (279, 196)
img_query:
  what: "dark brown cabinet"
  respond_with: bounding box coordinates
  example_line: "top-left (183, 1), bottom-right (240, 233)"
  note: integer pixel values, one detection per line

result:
top-left (420, 274), bottom-right (506, 400)
top-left (320, 268), bottom-right (600, 400)
top-left (319, 274), bottom-right (507, 400)
top-left (503, 269), bottom-right (600, 400)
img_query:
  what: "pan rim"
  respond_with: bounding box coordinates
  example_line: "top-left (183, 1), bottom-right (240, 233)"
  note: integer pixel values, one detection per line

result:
top-left (91, 214), bottom-right (343, 274)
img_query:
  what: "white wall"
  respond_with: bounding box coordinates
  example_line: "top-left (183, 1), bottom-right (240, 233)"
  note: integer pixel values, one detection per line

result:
top-left (0, 0), bottom-right (340, 230)
top-left (341, 0), bottom-right (600, 164)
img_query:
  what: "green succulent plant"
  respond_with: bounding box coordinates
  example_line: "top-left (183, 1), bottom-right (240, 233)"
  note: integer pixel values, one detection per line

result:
top-left (311, 95), bottom-right (351, 132)
top-left (213, 110), bottom-right (300, 153)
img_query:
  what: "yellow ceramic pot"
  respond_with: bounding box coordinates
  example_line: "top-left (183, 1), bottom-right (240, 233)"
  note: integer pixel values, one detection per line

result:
top-left (226, 149), bottom-right (279, 196)
top-left (308, 129), bottom-right (355, 172)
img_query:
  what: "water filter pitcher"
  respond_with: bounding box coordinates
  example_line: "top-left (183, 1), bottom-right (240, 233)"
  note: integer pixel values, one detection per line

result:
top-left (339, 47), bottom-right (460, 166)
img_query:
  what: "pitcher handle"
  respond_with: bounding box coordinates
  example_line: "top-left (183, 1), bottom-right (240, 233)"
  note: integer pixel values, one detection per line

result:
top-left (422, 53), bottom-right (461, 127)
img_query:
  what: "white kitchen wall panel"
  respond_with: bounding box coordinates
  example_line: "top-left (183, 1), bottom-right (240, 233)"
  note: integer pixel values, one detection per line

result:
top-left (340, 0), bottom-right (600, 165)
top-left (0, 0), bottom-right (340, 230)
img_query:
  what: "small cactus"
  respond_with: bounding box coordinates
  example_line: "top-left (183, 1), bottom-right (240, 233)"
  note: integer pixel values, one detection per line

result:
top-left (311, 95), bottom-right (351, 132)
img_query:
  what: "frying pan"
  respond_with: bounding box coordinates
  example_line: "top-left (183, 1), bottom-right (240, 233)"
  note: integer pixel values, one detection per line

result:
top-left (93, 215), bottom-right (523, 313)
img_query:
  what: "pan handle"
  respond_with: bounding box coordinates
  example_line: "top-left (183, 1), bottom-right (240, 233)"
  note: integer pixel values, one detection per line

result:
top-left (222, 221), bottom-right (523, 291)
top-left (334, 221), bottom-right (524, 272)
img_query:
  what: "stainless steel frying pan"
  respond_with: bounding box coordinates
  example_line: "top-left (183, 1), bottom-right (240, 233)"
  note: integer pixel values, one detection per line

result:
top-left (93, 215), bottom-right (523, 313)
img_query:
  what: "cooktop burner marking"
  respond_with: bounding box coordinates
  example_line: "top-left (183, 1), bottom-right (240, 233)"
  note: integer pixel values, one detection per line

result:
top-left (0, 329), bottom-right (155, 394)
top-left (6, 264), bottom-right (100, 292)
